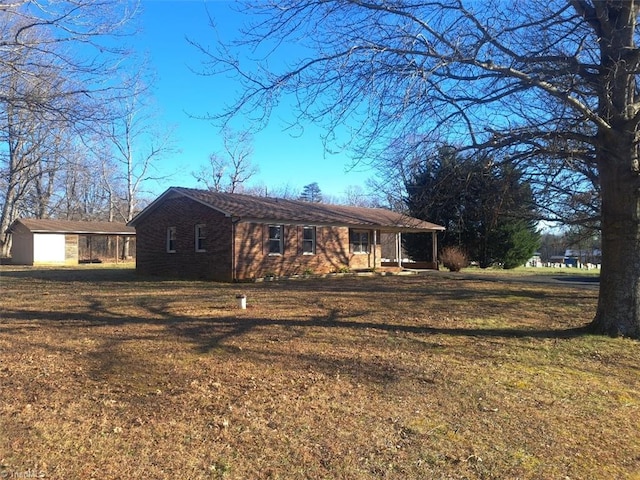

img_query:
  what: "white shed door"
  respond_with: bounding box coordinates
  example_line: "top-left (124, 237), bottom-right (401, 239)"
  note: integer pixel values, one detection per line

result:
top-left (33, 234), bottom-right (66, 263)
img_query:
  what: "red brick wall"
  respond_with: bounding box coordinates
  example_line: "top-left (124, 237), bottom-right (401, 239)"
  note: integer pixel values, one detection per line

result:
top-left (234, 223), bottom-right (382, 279)
top-left (135, 196), bottom-right (234, 281)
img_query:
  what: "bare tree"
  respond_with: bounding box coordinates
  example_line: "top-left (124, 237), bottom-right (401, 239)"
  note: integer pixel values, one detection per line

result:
top-left (0, 0), bottom-right (138, 256)
top-left (60, 152), bottom-right (112, 221)
top-left (0, 1), bottom-right (137, 124)
top-left (341, 185), bottom-right (377, 208)
top-left (242, 181), bottom-right (300, 199)
top-left (0, 43), bottom-right (76, 254)
top-left (99, 72), bottom-right (174, 257)
top-left (197, 1), bottom-right (640, 338)
top-left (193, 128), bottom-right (258, 193)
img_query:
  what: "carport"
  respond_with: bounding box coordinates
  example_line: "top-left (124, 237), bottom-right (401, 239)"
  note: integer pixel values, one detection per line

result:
top-left (6, 218), bottom-right (136, 265)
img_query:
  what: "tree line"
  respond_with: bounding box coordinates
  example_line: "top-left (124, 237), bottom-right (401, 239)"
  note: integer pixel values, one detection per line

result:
top-left (0, 0), bottom-right (173, 257)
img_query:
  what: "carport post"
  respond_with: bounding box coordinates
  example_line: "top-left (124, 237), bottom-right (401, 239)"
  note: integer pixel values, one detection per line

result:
top-left (373, 229), bottom-right (377, 269)
top-left (432, 231), bottom-right (438, 267)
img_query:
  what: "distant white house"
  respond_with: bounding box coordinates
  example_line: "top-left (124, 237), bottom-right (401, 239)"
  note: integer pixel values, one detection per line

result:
top-left (6, 219), bottom-right (135, 265)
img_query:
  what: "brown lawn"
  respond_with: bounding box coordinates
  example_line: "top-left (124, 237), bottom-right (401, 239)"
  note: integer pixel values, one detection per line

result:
top-left (0, 266), bottom-right (638, 479)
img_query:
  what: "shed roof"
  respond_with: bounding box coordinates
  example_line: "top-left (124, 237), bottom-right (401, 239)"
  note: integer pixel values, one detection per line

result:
top-left (7, 218), bottom-right (135, 235)
top-left (129, 187), bottom-right (444, 233)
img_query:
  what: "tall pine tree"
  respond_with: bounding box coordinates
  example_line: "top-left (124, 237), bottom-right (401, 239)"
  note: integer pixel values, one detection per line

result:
top-left (299, 182), bottom-right (323, 203)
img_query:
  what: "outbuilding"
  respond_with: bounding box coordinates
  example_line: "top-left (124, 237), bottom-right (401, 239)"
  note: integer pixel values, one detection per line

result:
top-left (6, 219), bottom-right (136, 265)
top-left (128, 187), bottom-right (444, 281)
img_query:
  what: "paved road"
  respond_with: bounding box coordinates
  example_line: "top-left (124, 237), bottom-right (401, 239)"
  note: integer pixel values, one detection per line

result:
top-left (522, 274), bottom-right (599, 289)
top-left (417, 270), bottom-right (601, 290)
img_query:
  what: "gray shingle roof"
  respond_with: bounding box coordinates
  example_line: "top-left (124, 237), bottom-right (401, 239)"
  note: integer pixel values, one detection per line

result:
top-left (132, 187), bottom-right (443, 232)
top-left (7, 218), bottom-right (135, 235)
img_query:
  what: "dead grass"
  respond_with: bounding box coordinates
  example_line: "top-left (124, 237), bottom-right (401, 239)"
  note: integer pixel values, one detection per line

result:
top-left (0, 265), bottom-right (638, 479)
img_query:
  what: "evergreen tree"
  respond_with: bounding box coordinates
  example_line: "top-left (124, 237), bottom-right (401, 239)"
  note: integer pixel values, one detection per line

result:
top-left (299, 182), bottom-right (323, 203)
top-left (489, 219), bottom-right (541, 269)
top-left (405, 149), bottom-right (539, 269)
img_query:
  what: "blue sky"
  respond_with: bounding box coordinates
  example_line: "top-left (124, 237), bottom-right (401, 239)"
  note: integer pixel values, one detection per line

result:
top-left (135, 0), bottom-right (374, 199)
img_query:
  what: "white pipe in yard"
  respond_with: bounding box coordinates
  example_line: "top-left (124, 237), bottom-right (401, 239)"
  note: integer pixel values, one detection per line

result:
top-left (236, 294), bottom-right (247, 309)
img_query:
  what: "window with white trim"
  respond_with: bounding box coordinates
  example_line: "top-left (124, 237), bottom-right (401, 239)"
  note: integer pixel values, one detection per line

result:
top-left (350, 229), bottom-right (369, 254)
top-left (302, 226), bottom-right (316, 254)
top-left (166, 226), bottom-right (176, 253)
top-left (268, 225), bottom-right (284, 254)
top-left (195, 224), bottom-right (206, 252)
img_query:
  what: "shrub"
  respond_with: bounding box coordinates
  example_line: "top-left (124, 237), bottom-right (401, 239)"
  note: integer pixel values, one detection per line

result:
top-left (440, 246), bottom-right (469, 272)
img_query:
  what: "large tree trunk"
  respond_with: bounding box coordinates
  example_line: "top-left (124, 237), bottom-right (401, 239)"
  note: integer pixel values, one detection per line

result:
top-left (591, 142), bottom-right (640, 337)
top-left (589, 2), bottom-right (640, 338)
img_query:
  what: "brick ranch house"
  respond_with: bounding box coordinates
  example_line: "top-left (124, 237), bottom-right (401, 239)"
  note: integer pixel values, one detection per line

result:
top-left (128, 187), bottom-right (445, 281)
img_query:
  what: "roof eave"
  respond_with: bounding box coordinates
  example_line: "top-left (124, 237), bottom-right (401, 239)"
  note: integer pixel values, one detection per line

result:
top-left (237, 217), bottom-right (444, 232)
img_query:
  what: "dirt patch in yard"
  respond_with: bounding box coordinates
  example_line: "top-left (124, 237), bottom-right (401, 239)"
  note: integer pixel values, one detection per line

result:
top-left (0, 266), bottom-right (638, 479)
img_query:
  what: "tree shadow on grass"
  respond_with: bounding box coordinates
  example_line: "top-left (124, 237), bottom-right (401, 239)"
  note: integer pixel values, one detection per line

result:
top-left (1, 300), bottom-right (599, 389)
top-left (2, 301), bottom-right (592, 345)
top-left (165, 314), bottom-right (592, 354)
top-left (0, 267), bottom-right (610, 394)
top-left (2, 269), bottom-right (599, 361)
